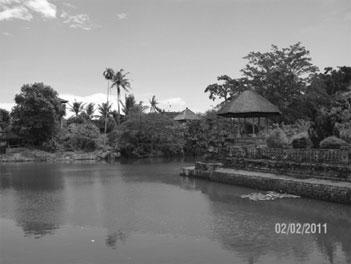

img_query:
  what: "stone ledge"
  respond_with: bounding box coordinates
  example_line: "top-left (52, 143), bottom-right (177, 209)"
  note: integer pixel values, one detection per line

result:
top-left (180, 165), bottom-right (351, 204)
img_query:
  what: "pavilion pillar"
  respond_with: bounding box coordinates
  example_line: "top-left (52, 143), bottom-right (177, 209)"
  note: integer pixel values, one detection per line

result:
top-left (252, 117), bottom-right (255, 136)
top-left (258, 117), bottom-right (261, 135)
top-left (244, 117), bottom-right (246, 137)
top-left (266, 118), bottom-right (269, 134)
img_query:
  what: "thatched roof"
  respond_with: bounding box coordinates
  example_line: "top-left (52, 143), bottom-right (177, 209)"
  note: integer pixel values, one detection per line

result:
top-left (217, 90), bottom-right (281, 118)
top-left (174, 108), bottom-right (200, 121)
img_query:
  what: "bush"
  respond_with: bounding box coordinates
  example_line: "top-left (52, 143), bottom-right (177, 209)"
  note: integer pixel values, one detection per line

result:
top-left (112, 113), bottom-right (184, 158)
top-left (290, 132), bottom-right (312, 149)
top-left (183, 110), bottom-right (234, 156)
top-left (41, 137), bottom-right (63, 152)
top-left (61, 122), bottom-right (101, 152)
top-left (66, 115), bottom-right (87, 125)
top-left (319, 136), bottom-right (349, 149)
top-left (335, 121), bottom-right (351, 143)
top-left (266, 128), bottom-right (289, 148)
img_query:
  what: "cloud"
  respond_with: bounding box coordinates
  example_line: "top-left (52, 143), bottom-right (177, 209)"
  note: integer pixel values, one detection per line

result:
top-left (344, 11), bottom-right (351, 22)
top-left (0, 102), bottom-right (15, 112)
top-left (0, 0), bottom-right (56, 21)
top-left (25, 0), bottom-right (56, 18)
top-left (158, 97), bottom-right (186, 112)
top-left (117, 12), bottom-right (127, 20)
top-left (61, 11), bottom-right (95, 30)
top-left (0, 6), bottom-right (32, 20)
top-left (2, 31), bottom-right (13, 35)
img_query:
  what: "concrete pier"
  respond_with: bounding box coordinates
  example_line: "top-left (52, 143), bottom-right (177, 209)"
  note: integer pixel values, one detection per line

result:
top-left (180, 164), bottom-right (351, 204)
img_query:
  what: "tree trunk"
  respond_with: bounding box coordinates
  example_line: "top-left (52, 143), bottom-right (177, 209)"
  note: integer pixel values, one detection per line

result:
top-left (117, 86), bottom-right (120, 125)
top-left (104, 80), bottom-right (109, 136)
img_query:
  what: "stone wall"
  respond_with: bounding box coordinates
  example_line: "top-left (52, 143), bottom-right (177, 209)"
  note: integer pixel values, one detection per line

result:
top-left (224, 157), bottom-right (351, 182)
top-left (205, 145), bottom-right (351, 181)
top-left (226, 146), bottom-right (350, 165)
top-left (183, 162), bottom-right (351, 204)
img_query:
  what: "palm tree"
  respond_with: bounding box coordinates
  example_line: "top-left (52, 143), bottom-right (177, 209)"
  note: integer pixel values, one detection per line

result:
top-left (149, 95), bottom-right (162, 113)
top-left (69, 101), bottom-right (85, 116)
top-left (103, 68), bottom-right (114, 134)
top-left (111, 69), bottom-right (131, 124)
top-left (98, 102), bottom-right (112, 119)
top-left (120, 94), bottom-right (136, 116)
top-left (85, 103), bottom-right (95, 119)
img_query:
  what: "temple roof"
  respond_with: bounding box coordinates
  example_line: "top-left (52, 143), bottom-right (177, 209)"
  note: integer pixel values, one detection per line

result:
top-left (217, 90), bottom-right (281, 118)
top-left (174, 108), bottom-right (200, 121)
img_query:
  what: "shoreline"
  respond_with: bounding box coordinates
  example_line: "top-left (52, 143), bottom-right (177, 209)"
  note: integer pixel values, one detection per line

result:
top-left (0, 148), bottom-right (117, 163)
top-left (181, 163), bottom-right (351, 204)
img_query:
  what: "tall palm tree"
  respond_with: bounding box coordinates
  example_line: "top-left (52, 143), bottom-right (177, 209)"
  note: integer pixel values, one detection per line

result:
top-left (111, 69), bottom-right (131, 124)
top-left (103, 68), bottom-right (115, 134)
top-left (69, 101), bottom-right (85, 116)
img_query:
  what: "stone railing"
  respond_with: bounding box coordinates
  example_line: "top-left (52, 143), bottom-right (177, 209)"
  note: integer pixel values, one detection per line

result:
top-left (226, 146), bottom-right (350, 165)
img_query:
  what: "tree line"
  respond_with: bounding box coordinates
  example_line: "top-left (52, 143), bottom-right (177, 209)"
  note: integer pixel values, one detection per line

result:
top-left (205, 42), bottom-right (351, 147)
top-left (0, 42), bottom-right (350, 155)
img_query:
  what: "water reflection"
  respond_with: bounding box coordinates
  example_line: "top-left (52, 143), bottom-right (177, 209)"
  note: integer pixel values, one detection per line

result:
top-left (179, 176), bottom-right (351, 263)
top-left (105, 230), bottom-right (127, 249)
top-left (1, 161), bottom-right (351, 264)
top-left (0, 164), bottom-right (65, 238)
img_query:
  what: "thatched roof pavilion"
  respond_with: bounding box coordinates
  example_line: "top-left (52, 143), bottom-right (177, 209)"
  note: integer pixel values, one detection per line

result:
top-left (217, 90), bottom-right (281, 118)
top-left (174, 108), bottom-right (200, 122)
top-left (217, 90), bottom-right (281, 136)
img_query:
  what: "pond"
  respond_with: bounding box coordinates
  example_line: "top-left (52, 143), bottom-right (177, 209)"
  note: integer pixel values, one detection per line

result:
top-left (1, 160), bottom-right (350, 264)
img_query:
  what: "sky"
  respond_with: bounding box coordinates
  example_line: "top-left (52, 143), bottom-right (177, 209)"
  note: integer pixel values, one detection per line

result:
top-left (1, 0), bottom-right (351, 114)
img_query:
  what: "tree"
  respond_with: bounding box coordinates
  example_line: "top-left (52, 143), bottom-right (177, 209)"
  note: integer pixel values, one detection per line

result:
top-left (11, 83), bottom-right (65, 146)
top-left (98, 102), bottom-right (112, 118)
top-left (103, 68), bottom-right (114, 134)
top-left (120, 94), bottom-right (137, 116)
top-left (241, 42), bottom-right (318, 122)
top-left (149, 95), bottom-right (162, 113)
top-left (0, 108), bottom-right (10, 129)
top-left (69, 101), bottom-right (85, 116)
top-left (111, 69), bottom-right (131, 124)
top-left (301, 67), bottom-right (351, 146)
top-left (85, 103), bottom-right (95, 119)
top-left (320, 66), bottom-right (351, 96)
top-left (96, 102), bottom-right (115, 133)
top-left (205, 75), bottom-right (247, 102)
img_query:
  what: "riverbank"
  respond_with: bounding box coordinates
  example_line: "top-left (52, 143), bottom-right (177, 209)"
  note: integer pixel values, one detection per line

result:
top-left (181, 162), bottom-right (351, 204)
top-left (0, 148), bottom-right (120, 162)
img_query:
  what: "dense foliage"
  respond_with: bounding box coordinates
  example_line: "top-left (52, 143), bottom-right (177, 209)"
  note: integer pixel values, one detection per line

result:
top-left (61, 122), bottom-right (102, 152)
top-left (266, 128), bottom-right (290, 148)
top-left (110, 113), bottom-right (184, 158)
top-left (0, 108), bottom-right (10, 129)
top-left (10, 83), bottom-right (65, 146)
top-left (3, 43), bottom-right (350, 157)
top-left (183, 111), bottom-right (235, 156)
top-left (319, 136), bottom-right (349, 149)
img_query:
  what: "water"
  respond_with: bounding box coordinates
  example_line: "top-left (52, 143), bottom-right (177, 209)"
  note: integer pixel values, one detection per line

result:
top-left (0, 160), bottom-right (350, 264)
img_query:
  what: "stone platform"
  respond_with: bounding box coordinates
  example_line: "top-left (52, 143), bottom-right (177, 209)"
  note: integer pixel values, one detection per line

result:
top-left (180, 163), bottom-right (351, 204)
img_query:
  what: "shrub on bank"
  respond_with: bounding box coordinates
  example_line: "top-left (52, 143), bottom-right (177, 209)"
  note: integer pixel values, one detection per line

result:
top-left (290, 132), bottom-right (312, 149)
top-left (335, 121), bottom-right (351, 143)
top-left (61, 122), bottom-right (102, 152)
top-left (319, 136), bottom-right (349, 149)
top-left (266, 128), bottom-right (289, 148)
top-left (112, 113), bottom-right (184, 158)
top-left (183, 111), bottom-right (234, 156)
